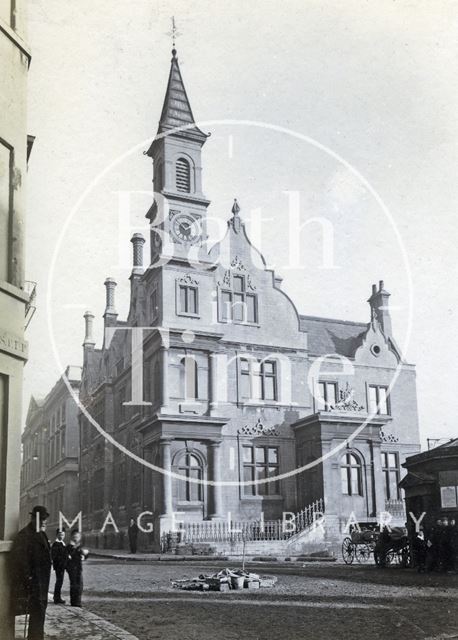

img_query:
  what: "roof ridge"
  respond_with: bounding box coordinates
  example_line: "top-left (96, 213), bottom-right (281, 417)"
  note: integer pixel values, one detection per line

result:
top-left (300, 314), bottom-right (368, 327)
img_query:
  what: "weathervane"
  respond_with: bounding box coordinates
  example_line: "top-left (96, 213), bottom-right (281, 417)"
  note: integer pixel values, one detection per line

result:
top-left (167, 16), bottom-right (181, 55)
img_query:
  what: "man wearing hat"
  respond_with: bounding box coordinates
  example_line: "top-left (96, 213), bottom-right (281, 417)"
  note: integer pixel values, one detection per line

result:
top-left (10, 505), bottom-right (52, 640)
top-left (51, 529), bottom-right (67, 604)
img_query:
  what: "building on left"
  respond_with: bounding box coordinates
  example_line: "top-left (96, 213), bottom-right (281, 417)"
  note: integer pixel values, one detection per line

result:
top-left (0, 0), bottom-right (33, 636)
top-left (20, 367), bottom-right (82, 532)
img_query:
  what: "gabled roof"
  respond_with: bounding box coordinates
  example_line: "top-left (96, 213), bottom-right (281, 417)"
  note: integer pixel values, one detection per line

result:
top-left (25, 395), bottom-right (45, 426)
top-left (156, 51), bottom-right (208, 143)
top-left (399, 470), bottom-right (436, 489)
top-left (299, 315), bottom-right (368, 357)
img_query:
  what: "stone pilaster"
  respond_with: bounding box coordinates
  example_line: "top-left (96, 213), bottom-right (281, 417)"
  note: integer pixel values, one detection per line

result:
top-left (208, 440), bottom-right (224, 519)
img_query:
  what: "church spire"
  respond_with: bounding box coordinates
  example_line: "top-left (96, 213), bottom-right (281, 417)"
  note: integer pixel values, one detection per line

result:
top-left (149, 46), bottom-right (208, 151)
top-left (145, 36), bottom-right (211, 266)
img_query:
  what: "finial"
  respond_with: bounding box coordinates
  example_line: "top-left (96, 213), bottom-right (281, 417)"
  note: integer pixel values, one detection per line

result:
top-left (232, 198), bottom-right (240, 216)
top-left (168, 16), bottom-right (181, 57)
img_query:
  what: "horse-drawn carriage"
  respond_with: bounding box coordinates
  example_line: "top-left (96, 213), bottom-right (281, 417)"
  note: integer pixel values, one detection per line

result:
top-left (342, 523), bottom-right (410, 567)
top-left (373, 526), bottom-right (411, 567)
top-left (341, 523), bottom-right (379, 564)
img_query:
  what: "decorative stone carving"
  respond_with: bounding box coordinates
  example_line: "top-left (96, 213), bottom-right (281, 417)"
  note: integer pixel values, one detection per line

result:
top-left (217, 257), bottom-right (256, 291)
top-left (238, 418), bottom-right (278, 437)
top-left (177, 273), bottom-right (198, 286)
top-left (231, 256), bottom-right (246, 271)
top-left (380, 428), bottom-right (400, 444)
top-left (329, 383), bottom-right (364, 412)
top-left (217, 269), bottom-right (232, 288)
top-left (229, 199), bottom-right (242, 232)
top-left (246, 276), bottom-right (256, 291)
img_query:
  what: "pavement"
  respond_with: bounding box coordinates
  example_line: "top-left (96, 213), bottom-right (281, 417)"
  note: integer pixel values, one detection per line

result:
top-left (15, 600), bottom-right (139, 640)
top-left (90, 548), bottom-right (336, 563)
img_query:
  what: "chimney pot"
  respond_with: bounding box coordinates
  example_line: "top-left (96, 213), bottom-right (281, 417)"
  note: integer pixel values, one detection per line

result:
top-left (104, 278), bottom-right (117, 316)
top-left (130, 233), bottom-right (146, 270)
top-left (372, 284), bottom-right (377, 296)
top-left (379, 280), bottom-right (384, 291)
top-left (83, 310), bottom-right (95, 346)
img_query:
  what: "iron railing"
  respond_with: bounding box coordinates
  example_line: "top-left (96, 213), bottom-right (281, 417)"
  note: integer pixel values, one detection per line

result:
top-left (385, 498), bottom-right (406, 519)
top-left (162, 498), bottom-right (325, 550)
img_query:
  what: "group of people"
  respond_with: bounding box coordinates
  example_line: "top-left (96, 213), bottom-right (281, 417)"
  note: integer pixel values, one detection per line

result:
top-left (413, 517), bottom-right (458, 573)
top-left (10, 505), bottom-right (89, 640)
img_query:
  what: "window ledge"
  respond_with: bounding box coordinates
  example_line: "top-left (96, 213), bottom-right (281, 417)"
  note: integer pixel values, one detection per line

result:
top-left (241, 494), bottom-right (283, 501)
top-left (176, 502), bottom-right (204, 511)
top-left (218, 320), bottom-right (260, 328)
top-left (240, 402), bottom-right (285, 409)
top-left (179, 401), bottom-right (206, 414)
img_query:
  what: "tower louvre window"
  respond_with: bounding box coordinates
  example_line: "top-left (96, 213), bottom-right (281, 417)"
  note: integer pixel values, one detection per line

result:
top-left (176, 157), bottom-right (191, 192)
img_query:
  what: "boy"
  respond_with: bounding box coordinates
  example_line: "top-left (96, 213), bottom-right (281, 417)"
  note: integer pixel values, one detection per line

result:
top-left (66, 530), bottom-right (89, 607)
top-left (51, 529), bottom-right (67, 604)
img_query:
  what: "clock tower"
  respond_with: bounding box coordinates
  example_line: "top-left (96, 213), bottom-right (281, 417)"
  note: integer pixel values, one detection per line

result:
top-left (146, 47), bottom-right (211, 266)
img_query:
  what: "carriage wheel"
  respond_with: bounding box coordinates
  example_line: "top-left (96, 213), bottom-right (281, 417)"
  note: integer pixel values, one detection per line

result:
top-left (342, 537), bottom-right (355, 564)
top-left (355, 543), bottom-right (372, 564)
top-left (384, 550), bottom-right (401, 566)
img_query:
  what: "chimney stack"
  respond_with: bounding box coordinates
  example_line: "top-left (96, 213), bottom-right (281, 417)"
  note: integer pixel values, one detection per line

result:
top-left (130, 233), bottom-right (146, 275)
top-left (103, 278), bottom-right (118, 324)
top-left (83, 310), bottom-right (95, 347)
top-left (368, 280), bottom-right (392, 337)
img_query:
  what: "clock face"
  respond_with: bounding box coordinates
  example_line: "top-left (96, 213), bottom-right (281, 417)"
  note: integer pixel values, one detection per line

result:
top-left (171, 213), bottom-right (201, 244)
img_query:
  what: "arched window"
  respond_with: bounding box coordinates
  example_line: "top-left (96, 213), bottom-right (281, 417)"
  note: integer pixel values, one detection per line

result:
top-left (177, 451), bottom-right (203, 502)
top-left (176, 157), bottom-right (191, 192)
top-left (180, 356), bottom-right (198, 400)
top-left (341, 452), bottom-right (362, 496)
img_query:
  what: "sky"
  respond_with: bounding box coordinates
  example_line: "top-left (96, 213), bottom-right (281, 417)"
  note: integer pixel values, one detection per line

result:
top-left (23, 0), bottom-right (458, 445)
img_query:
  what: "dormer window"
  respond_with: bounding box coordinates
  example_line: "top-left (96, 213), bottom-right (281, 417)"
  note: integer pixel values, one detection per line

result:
top-left (176, 157), bottom-right (191, 193)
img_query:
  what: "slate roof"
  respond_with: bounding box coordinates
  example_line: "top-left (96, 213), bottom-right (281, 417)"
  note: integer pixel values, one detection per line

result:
top-left (299, 315), bottom-right (368, 358)
top-left (156, 52), bottom-right (208, 142)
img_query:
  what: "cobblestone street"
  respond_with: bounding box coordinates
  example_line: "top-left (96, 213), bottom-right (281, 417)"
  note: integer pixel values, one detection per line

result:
top-left (55, 559), bottom-right (458, 640)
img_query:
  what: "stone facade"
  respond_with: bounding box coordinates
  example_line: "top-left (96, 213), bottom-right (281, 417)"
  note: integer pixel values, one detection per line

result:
top-left (78, 47), bottom-right (421, 552)
top-left (20, 367), bottom-right (82, 532)
top-left (0, 1), bottom-right (31, 636)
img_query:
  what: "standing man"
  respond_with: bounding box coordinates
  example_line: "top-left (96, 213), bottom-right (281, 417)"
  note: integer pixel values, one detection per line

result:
top-left (449, 519), bottom-right (458, 572)
top-left (439, 517), bottom-right (450, 572)
top-left (128, 518), bottom-right (139, 554)
top-left (10, 506), bottom-right (52, 640)
top-left (51, 529), bottom-right (67, 604)
top-left (66, 530), bottom-right (88, 607)
top-left (426, 518), bottom-right (443, 571)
